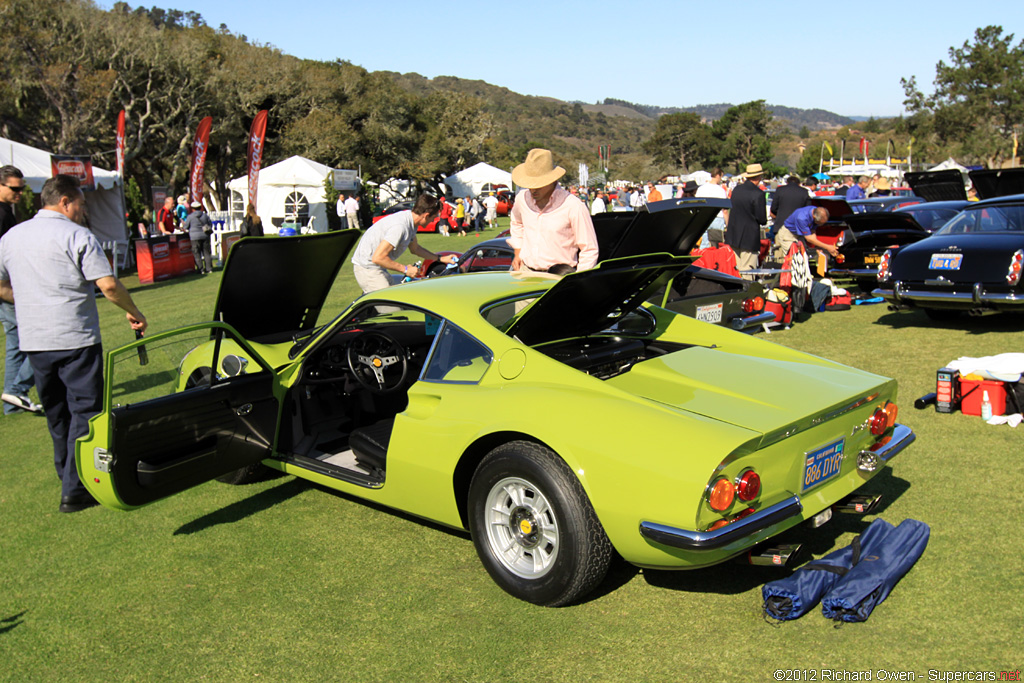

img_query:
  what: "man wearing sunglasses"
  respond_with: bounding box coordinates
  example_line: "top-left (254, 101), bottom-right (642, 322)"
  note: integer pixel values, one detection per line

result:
top-left (0, 165), bottom-right (42, 415)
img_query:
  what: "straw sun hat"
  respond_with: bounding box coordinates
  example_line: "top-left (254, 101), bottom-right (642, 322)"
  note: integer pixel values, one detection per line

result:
top-left (741, 163), bottom-right (765, 178)
top-left (512, 148), bottom-right (566, 189)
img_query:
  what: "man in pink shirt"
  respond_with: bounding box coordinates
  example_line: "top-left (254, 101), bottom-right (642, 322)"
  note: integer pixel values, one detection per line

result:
top-left (508, 148), bottom-right (599, 274)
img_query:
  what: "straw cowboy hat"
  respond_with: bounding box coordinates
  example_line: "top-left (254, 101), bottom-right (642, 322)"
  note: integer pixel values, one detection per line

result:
top-left (874, 177), bottom-right (891, 191)
top-left (741, 163), bottom-right (765, 178)
top-left (512, 148), bottom-right (566, 189)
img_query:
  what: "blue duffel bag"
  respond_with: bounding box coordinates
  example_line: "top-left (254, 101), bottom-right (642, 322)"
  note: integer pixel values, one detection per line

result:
top-left (821, 518), bottom-right (930, 622)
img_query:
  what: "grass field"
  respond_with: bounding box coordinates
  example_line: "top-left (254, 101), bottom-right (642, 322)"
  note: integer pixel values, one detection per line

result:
top-left (1, 223), bottom-right (1021, 681)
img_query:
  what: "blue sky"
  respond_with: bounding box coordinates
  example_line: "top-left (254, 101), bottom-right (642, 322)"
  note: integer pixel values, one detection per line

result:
top-left (112, 0), bottom-right (1022, 117)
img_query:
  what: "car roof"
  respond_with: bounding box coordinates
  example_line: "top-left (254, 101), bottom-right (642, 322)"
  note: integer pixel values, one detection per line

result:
top-left (972, 192), bottom-right (1024, 207)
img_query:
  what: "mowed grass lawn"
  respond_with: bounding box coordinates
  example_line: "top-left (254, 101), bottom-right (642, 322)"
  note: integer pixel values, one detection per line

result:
top-left (1, 222), bottom-right (1020, 681)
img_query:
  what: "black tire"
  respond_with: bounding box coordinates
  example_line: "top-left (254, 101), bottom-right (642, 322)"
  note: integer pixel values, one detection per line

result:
top-left (215, 462), bottom-right (275, 485)
top-left (924, 308), bottom-right (963, 322)
top-left (468, 441), bottom-right (612, 606)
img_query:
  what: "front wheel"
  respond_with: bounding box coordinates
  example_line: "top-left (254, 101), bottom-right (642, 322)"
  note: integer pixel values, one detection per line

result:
top-left (468, 441), bottom-right (612, 606)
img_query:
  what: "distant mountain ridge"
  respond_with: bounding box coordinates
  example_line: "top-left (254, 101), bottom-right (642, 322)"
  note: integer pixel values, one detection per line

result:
top-left (597, 99), bottom-right (855, 131)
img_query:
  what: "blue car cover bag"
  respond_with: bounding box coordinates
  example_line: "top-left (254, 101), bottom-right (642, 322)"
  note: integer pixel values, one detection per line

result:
top-left (761, 519), bottom-right (893, 621)
top-left (821, 518), bottom-right (930, 622)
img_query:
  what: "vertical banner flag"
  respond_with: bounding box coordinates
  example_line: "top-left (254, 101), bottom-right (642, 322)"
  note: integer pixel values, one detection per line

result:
top-left (189, 116), bottom-right (212, 205)
top-left (247, 110), bottom-right (268, 209)
top-left (859, 137), bottom-right (869, 162)
top-left (115, 109), bottom-right (126, 177)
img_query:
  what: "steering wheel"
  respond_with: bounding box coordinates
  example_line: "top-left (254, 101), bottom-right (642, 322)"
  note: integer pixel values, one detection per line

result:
top-left (346, 330), bottom-right (409, 393)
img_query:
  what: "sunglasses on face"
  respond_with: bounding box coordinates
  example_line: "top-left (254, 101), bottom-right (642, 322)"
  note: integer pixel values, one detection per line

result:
top-left (3, 184), bottom-right (26, 193)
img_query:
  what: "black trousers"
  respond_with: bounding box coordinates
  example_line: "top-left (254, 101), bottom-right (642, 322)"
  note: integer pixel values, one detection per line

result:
top-left (27, 344), bottom-right (103, 499)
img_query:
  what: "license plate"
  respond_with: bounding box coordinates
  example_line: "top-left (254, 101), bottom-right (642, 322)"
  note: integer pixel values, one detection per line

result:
top-left (802, 438), bottom-right (845, 491)
top-left (864, 253), bottom-right (881, 265)
top-left (695, 302), bottom-right (723, 323)
top-left (929, 253), bottom-right (963, 270)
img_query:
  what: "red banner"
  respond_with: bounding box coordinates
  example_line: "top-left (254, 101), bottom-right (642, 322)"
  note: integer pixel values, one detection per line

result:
top-left (115, 109), bottom-right (126, 177)
top-left (50, 155), bottom-right (95, 191)
top-left (189, 116), bottom-right (212, 206)
top-left (859, 137), bottom-right (869, 156)
top-left (246, 110), bottom-right (268, 209)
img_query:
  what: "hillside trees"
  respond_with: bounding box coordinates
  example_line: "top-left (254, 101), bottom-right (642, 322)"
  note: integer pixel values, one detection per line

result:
top-left (902, 25), bottom-right (1024, 167)
top-left (643, 112), bottom-right (712, 173)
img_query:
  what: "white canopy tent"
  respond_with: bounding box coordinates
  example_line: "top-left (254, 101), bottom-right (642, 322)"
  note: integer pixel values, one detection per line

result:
top-left (825, 163), bottom-right (903, 179)
top-left (227, 155), bottom-right (339, 233)
top-left (443, 162), bottom-right (512, 198)
top-left (1, 136), bottom-right (126, 244)
top-left (926, 158), bottom-right (969, 173)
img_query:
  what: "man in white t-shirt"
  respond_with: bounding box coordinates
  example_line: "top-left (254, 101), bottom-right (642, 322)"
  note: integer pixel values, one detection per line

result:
top-left (344, 194), bottom-right (361, 230)
top-left (695, 167), bottom-right (729, 249)
top-left (350, 194), bottom-right (455, 293)
top-left (591, 191), bottom-right (607, 216)
top-left (336, 195), bottom-right (348, 229)
top-left (482, 192), bottom-right (498, 227)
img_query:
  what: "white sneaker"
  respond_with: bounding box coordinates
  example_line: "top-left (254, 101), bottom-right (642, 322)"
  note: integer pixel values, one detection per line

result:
top-left (1, 393), bottom-right (42, 413)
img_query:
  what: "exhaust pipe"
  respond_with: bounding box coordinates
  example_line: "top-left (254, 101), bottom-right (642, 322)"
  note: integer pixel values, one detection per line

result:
top-left (744, 543), bottom-right (804, 567)
top-left (832, 493), bottom-right (882, 515)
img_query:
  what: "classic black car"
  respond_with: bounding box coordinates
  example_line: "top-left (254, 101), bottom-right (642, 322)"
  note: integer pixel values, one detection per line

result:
top-left (814, 200), bottom-right (969, 291)
top-left (874, 191), bottom-right (1024, 319)
top-left (421, 198), bottom-right (774, 331)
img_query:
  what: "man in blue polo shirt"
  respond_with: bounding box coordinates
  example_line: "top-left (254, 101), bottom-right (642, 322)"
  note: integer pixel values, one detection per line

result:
top-left (846, 176), bottom-right (870, 201)
top-left (775, 206), bottom-right (838, 260)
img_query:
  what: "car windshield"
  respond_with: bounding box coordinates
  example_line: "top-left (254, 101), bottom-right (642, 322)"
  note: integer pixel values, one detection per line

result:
top-left (936, 204), bottom-right (1024, 234)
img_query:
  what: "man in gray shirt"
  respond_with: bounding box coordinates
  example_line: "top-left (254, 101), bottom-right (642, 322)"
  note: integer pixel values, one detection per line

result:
top-left (350, 194), bottom-right (454, 293)
top-left (0, 175), bottom-right (147, 513)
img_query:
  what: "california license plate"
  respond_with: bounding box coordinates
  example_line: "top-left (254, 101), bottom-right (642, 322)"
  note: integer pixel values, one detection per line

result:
top-left (929, 253), bottom-right (963, 270)
top-left (695, 302), bottom-right (723, 323)
top-left (864, 253), bottom-right (881, 265)
top-left (802, 438), bottom-right (845, 491)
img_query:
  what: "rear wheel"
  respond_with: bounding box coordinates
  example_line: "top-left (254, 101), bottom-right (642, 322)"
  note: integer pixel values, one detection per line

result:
top-left (468, 441), bottom-right (612, 606)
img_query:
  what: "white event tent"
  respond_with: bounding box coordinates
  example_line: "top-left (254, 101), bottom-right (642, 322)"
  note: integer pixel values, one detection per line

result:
top-left (443, 162), bottom-right (513, 198)
top-left (1, 136), bottom-right (127, 243)
top-left (227, 155), bottom-right (338, 233)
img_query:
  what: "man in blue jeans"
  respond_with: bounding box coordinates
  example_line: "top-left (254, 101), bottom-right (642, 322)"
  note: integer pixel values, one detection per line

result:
top-left (0, 175), bottom-right (147, 512)
top-left (0, 165), bottom-right (41, 415)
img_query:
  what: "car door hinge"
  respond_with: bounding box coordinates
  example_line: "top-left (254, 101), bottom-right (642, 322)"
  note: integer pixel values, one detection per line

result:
top-left (94, 448), bottom-right (112, 473)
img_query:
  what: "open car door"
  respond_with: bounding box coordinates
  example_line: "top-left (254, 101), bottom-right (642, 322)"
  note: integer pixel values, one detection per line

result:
top-left (77, 322), bottom-right (280, 510)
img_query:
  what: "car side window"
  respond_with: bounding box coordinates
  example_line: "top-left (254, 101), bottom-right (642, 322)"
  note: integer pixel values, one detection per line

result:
top-left (422, 323), bottom-right (493, 384)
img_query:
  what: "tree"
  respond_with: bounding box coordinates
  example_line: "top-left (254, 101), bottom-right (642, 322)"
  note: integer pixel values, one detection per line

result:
top-left (902, 26), bottom-right (1024, 167)
top-left (708, 100), bottom-right (778, 174)
top-left (642, 112), bottom-right (711, 173)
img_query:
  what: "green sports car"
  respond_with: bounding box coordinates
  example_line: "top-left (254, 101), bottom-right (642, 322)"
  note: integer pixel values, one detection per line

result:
top-left (77, 230), bottom-right (914, 606)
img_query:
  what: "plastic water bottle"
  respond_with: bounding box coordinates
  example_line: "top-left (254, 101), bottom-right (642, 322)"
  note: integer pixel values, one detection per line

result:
top-left (980, 390), bottom-right (993, 421)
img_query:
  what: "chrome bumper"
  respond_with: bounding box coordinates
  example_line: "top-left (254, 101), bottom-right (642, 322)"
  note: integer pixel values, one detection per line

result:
top-left (874, 281), bottom-right (1024, 307)
top-left (638, 423), bottom-right (915, 551)
top-left (729, 311), bottom-right (776, 330)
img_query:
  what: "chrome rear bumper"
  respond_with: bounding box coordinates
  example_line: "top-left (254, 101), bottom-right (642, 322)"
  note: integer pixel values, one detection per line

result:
top-left (638, 424), bottom-right (915, 551)
top-left (874, 281), bottom-right (1024, 307)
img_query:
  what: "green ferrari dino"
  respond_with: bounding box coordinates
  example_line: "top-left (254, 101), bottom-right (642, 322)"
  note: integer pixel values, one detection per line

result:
top-left (77, 230), bottom-right (914, 606)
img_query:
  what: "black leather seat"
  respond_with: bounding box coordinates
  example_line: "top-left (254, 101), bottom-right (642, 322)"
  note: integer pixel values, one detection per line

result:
top-left (349, 418), bottom-right (394, 474)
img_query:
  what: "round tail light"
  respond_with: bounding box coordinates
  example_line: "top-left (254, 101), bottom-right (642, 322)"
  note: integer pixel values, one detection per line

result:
top-left (883, 401), bottom-right (898, 428)
top-left (742, 297), bottom-right (764, 313)
top-left (1007, 250), bottom-right (1023, 286)
top-left (707, 477), bottom-right (735, 511)
top-left (878, 250), bottom-right (892, 281)
top-left (736, 470), bottom-right (761, 501)
top-left (869, 407), bottom-right (888, 435)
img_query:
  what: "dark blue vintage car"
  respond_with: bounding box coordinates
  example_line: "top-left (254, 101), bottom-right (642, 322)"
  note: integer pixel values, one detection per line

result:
top-left (874, 190), bottom-right (1024, 319)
